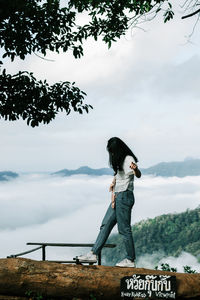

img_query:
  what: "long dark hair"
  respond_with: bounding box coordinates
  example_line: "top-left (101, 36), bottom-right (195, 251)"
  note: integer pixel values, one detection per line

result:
top-left (107, 137), bottom-right (138, 175)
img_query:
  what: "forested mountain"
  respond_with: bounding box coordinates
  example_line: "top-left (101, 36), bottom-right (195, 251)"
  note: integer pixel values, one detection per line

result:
top-left (102, 207), bottom-right (200, 266)
top-left (53, 158), bottom-right (200, 177)
top-left (0, 171), bottom-right (18, 181)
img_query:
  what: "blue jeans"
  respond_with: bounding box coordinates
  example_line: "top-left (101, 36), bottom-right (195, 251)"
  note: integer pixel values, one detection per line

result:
top-left (92, 190), bottom-right (135, 261)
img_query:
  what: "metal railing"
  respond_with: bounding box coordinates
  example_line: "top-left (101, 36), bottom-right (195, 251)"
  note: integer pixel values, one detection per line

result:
top-left (7, 242), bottom-right (116, 265)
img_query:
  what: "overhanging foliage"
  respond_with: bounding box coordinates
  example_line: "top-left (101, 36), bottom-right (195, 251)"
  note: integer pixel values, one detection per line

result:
top-left (0, 0), bottom-right (198, 126)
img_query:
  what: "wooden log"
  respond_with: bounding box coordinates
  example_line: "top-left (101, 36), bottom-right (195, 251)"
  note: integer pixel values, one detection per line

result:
top-left (0, 258), bottom-right (200, 299)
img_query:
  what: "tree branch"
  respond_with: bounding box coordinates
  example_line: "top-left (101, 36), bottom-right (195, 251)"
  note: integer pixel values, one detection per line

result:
top-left (182, 8), bottom-right (200, 19)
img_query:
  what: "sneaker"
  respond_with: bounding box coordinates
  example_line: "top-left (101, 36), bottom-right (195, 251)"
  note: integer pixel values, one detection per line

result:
top-left (116, 258), bottom-right (136, 267)
top-left (77, 251), bottom-right (97, 262)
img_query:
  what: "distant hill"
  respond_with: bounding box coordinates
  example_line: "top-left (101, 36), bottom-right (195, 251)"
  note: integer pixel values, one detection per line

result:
top-left (103, 207), bottom-right (200, 266)
top-left (0, 171), bottom-right (19, 181)
top-left (2, 158), bottom-right (200, 179)
top-left (53, 158), bottom-right (200, 178)
top-left (52, 166), bottom-right (113, 176)
top-left (141, 158), bottom-right (200, 177)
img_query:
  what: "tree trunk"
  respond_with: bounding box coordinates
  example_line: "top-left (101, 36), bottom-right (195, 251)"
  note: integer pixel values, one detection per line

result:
top-left (0, 258), bottom-right (199, 299)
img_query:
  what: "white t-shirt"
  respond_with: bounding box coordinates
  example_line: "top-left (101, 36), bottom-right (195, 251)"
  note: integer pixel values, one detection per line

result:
top-left (114, 155), bottom-right (136, 193)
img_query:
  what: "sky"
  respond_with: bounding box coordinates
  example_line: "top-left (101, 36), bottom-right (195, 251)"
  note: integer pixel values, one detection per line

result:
top-left (0, 173), bottom-right (200, 271)
top-left (1, 2), bottom-right (200, 172)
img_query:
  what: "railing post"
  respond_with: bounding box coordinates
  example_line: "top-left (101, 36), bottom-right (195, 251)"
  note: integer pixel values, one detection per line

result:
top-left (98, 252), bottom-right (101, 265)
top-left (42, 245), bottom-right (46, 261)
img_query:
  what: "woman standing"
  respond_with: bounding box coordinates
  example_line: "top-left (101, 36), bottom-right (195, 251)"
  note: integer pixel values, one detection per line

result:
top-left (78, 137), bottom-right (141, 267)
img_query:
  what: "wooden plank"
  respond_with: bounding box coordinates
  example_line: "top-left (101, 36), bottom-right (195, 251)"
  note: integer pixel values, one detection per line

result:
top-left (47, 260), bottom-right (78, 263)
top-left (47, 260), bottom-right (96, 265)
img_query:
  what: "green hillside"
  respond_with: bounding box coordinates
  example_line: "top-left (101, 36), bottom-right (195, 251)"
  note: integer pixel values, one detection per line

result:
top-left (102, 207), bottom-right (200, 265)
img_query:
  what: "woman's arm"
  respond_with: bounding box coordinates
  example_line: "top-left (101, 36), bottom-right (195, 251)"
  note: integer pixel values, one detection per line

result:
top-left (109, 176), bottom-right (116, 192)
top-left (109, 176), bottom-right (116, 209)
top-left (130, 162), bottom-right (141, 178)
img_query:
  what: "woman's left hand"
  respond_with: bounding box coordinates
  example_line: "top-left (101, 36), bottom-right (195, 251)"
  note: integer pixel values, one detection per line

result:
top-left (130, 162), bottom-right (141, 178)
top-left (130, 162), bottom-right (138, 170)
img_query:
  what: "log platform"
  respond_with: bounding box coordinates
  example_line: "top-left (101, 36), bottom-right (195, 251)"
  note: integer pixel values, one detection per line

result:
top-left (0, 258), bottom-right (200, 299)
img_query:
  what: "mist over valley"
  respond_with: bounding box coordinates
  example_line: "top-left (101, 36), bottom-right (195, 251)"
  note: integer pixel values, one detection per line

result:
top-left (0, 159), bottom-right (200, 272)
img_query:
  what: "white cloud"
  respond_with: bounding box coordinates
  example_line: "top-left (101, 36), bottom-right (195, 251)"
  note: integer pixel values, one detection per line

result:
top-left (158, 252), bottom-right (200, 273)
top-left (137, 251), bottom-right (200, 273)
top-left (134, 175), bottom-right (200, 222)
top-left (0, 174), bottom-right (199, 266)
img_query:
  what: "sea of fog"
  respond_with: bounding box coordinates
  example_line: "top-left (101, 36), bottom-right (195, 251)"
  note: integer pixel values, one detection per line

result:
top-left (0, 173), bottom-right (200, 272)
